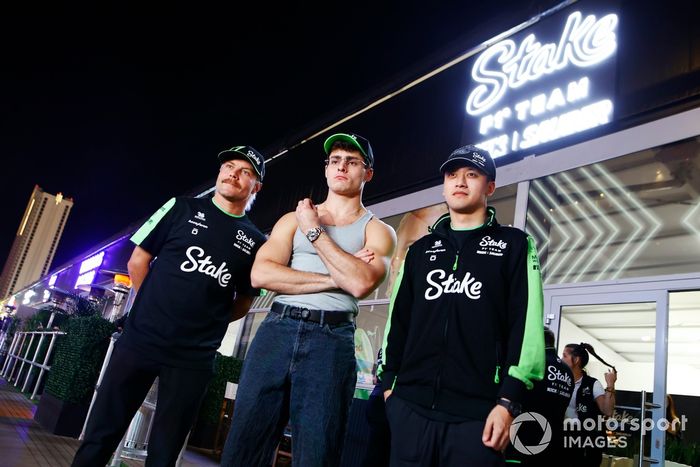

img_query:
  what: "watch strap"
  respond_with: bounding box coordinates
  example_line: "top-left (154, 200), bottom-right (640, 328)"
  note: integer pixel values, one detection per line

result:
top-left (497, 398), bottom-right (521, 417)
top-left (306, 226), bottom-right (326, 243)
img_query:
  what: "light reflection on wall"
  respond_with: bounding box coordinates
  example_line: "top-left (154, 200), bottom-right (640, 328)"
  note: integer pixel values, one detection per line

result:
top-left (527, 137), bottom-right (700, 284)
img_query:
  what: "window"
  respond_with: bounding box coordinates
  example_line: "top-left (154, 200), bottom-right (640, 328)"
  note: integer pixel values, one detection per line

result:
top-left (526, 136), bottom-right (700, 284)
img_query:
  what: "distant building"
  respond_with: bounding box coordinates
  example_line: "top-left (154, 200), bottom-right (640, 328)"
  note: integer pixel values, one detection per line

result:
top-left (0, 185), bottom-right (73, 299)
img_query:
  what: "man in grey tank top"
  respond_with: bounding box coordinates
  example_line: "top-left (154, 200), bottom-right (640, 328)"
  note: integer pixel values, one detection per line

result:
top-left (222, 132), bottom-right (396, 467)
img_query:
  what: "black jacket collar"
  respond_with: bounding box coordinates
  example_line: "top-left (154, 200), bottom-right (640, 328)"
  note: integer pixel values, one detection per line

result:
top-left (429, 206), bottom-right (499, 238)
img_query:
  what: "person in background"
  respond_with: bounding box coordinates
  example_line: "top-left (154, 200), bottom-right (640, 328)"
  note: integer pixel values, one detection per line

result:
top-left (384, 204), bottom-right (447, 298)
top-left (665, 394), bottom-right (683, 440)
top-left (222, 132), bottom-right (396, 467)
top-left (561, 342), bottom-right (617, 467)
top-left (506, 327), bottom-right (573, 465)
top-left (380, 145), bottom-right (545, 467)
top-left (72, 145), bottom-right (267, 467)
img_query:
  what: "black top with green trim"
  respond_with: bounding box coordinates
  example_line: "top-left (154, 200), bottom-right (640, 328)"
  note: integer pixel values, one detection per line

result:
top-left (505, 347), bottom-right (574, 463)
top-left (380, 207), bottom-right (545, 420)
top-left (119, 196), bottom-right (266, 369)
top-left (573, 374), bottom-right (606, 444)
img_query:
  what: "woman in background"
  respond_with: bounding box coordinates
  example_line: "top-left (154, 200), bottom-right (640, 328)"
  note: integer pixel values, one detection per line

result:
top-left (666, 394), bottom-right (683, 440)
top-left (562, 343), bottom-right (617, 467)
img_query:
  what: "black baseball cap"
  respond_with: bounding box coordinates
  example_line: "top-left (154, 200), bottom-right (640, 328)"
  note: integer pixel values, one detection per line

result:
top-left (439, 145), bottom-right (496, 181)
top-left (217, 146), bottom-right (265, 180)
top-left (323, 133), bottom-right (374, 168)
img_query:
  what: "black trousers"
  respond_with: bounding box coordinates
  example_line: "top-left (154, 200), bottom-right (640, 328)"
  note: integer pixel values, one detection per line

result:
top-left (71, 344), bottom-right (213, 467)
top-left (570, 447), bottom-right (603, 467)
top-left (362, 386), bottom-right (391, 467)
top-left (385, 396), bottom-right (505, 467)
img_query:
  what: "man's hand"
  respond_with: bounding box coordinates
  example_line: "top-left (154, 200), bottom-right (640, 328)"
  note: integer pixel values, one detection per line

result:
top-left (295, 198), bottom-right (321, 233)
top-left (354, 248), bottom-right (375, 263)
top-left (383, 389), bottom-right (392, 401)
top-left (230, 295), bottom-right (255, 322)
top-left (482, 404), bottom-right (513, 451)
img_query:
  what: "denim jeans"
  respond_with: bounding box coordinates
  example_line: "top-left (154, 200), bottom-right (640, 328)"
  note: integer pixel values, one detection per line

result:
top-left (221, 310), bottom-right (357, 467)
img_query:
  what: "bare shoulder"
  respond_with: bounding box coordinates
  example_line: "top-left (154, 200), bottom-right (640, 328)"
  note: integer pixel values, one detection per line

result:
top-left (367, 217), bottom-right (398, 242)
top-left (365, 218), bottom-right (397, 259)
top-left (255, 212), bottom-right (298, 264)
top-left (269, 211), bottom-right (299, 239)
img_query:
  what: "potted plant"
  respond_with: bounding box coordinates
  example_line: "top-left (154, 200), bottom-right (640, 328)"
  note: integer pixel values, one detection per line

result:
top-left (34, 295), bottom-right (115, 437)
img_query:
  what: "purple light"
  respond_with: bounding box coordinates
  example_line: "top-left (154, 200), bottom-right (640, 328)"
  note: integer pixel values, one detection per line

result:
top-left (79, 251), bottom-right (105, 274)
top-left (74, 270), bottom-right (97, 289)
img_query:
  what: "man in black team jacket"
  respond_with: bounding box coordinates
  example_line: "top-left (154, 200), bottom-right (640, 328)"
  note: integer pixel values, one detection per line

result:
top-left (505, 327), bottom-right (573, 465)
top-left (380, 145), bottom-right (545, 467)
top-left (72, 146), bottom-right (267, 467)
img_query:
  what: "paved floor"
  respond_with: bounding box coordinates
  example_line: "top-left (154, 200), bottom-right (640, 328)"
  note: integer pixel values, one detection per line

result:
top-left (0, 377), bottom-right (219, 467)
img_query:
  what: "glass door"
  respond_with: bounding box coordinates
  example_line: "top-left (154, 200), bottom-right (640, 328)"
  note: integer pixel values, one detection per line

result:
top-left (665, 291), bottom-right (700, 466)
top-left (547, 289), bottom-right (667, 465)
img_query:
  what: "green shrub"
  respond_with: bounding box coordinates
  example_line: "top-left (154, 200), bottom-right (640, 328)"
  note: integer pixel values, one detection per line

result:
top-left (673, 439), bottom-right (700, 466)
top-left (608, 434), bottom-right (700, 466)
top-left (21, 309), bottom-right (53, 331)
top-left (197, 353), bottom-right (243, 424)
top-left (44, 315), bottom-right (116, 403)
top-left (71, 295), bottom-right (105, 318)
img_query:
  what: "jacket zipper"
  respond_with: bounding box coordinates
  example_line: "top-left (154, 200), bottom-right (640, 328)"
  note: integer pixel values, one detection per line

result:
top-left (431, 373), bottom-right (441, 409)
top-left (431, 305), bottom-right (451, 409)
top-left (494, 345), bottom-right (501, 384)
top-left (426, 223), bottom-right (462, 411)
top-left (426, 214), bottom-right (499, 408)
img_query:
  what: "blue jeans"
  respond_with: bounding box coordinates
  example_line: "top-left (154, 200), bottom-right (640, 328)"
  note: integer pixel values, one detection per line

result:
top-left (221, 310), bottom-right (357, 467)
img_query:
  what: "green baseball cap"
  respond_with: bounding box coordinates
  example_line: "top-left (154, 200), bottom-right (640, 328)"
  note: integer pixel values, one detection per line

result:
top-left (323, 133), bottom-right (374, 168)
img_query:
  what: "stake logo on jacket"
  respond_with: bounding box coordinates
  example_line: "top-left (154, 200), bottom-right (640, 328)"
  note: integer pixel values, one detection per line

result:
top-left (424, 269), bottom-right (483, 300)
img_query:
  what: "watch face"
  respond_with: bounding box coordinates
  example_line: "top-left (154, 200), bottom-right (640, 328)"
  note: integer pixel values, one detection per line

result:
top-left (306, 228), bottom-right (322, 242)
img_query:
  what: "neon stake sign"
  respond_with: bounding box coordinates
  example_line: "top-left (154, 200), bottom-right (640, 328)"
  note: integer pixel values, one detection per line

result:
top-left (465, 10), bottom-right (618, 158)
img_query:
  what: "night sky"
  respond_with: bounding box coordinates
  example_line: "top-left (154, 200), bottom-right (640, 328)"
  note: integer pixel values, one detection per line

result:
top-left (2, 3), bottom-right (531, 272)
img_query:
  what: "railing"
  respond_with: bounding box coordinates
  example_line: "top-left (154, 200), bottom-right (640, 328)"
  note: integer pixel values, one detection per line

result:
top-left (0, 330), bottom-right (11, 358)
top-left (0, 329), bottom-right (66, 399)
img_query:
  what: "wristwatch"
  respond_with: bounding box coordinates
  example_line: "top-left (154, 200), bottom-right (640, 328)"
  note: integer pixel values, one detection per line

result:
top-left (305, 226), bottom-right (326, 243)
top-left (497, 398), bottom-right (522, 417)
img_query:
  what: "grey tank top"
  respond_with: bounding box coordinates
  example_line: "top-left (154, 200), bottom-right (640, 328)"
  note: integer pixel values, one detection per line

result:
top-left (274, 210), bottom-right (374, 313)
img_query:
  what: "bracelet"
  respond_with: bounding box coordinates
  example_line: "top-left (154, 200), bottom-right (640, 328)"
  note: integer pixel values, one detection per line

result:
top-left (605, 387), bottom-right (616, 393)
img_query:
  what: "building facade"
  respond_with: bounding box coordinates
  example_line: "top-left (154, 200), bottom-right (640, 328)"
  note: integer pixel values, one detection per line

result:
top-left (0, 185), bottom-right (73, 299)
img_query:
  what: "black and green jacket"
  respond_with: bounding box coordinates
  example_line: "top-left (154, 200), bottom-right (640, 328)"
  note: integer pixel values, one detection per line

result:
top-left (380, 207), bottom-right (545, 420)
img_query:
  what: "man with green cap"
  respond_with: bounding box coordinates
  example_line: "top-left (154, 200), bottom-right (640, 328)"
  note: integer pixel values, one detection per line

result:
top-left (222, 132), bottom-right (396, 467)
top-left (72, 146), bottom-right (267, 467)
